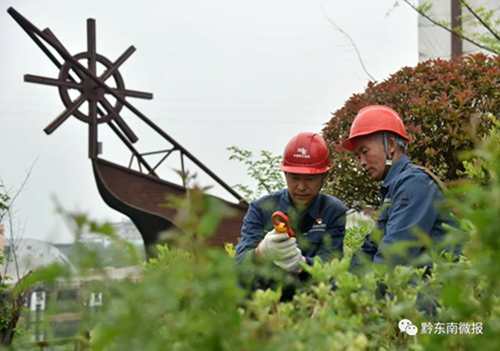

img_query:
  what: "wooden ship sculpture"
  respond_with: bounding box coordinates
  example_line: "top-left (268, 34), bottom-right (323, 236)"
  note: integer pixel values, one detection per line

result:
top-left (8, 7), bottom-right (248, 255)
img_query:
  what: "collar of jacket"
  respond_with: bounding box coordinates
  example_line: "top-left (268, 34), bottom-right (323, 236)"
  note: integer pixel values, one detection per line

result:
top-left (277, 189), bottom-right (322, 220)
top-left (381, 154), bottom-right (410, 195)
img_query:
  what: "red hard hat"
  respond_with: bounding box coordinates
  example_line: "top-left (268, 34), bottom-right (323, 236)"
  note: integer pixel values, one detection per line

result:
top-left (342, 105), bottom-right (409, 151)
top-left (281, 132), bottom-right (330, 174)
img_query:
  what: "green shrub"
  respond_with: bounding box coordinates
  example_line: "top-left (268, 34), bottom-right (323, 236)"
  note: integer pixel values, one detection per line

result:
top-left (227, 145), bottom-right (285, 201)
top-left (9, 120), bottom-right (500, 349)
top-left (135, 119), bottom-right (500, 350)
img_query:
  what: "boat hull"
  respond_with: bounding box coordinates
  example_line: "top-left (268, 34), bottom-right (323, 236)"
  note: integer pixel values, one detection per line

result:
top-left (92, 158), bottom-right (248, 255)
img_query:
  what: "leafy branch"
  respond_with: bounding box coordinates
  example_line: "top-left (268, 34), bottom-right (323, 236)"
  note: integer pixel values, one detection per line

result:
top-left (227, 146), bottom-right (285, 201)
top-left (0, 158), bottom-right (38, 223)
top-left (459, 0), bottom-right (500, 42)
top-left (402, 0), bottom-right (500, 55)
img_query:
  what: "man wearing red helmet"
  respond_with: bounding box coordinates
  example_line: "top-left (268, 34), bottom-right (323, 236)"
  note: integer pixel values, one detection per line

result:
top-left (343, 105), bottom-right (453, 266)
top-left (236, 132), bottom-right (347, 275)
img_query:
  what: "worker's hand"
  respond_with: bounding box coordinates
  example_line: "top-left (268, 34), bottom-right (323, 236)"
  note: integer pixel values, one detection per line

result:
top-left (255, 230), bottom-right (297, 261)
top-left (273, 248), bottom-right (305, 273)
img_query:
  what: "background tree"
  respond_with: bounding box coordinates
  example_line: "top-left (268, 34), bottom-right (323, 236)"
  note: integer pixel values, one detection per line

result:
top-left (227, 146), bottom-right (285, 202)
top-left (0, 163), bottom-right (38, 346)
top-left (322, 53), bottom-right (499, 208)
top-left (1, 160), bottom-right (37, 280)
top-left (0, 183), bottom-right (9, 223)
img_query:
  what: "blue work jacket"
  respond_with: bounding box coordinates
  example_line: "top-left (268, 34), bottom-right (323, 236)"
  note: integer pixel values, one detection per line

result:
top-left (360, 155), bottom-right (451, 265)
top-left (235, 189), bottom-right (347, 264)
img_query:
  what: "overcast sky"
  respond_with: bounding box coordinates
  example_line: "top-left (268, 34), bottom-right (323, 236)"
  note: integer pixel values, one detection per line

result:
top-left (1, 0), bottom-right (417, 243)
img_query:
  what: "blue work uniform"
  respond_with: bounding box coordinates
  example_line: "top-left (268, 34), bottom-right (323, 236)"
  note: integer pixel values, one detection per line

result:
top-left (236, 189), bottom-right (347, 265)
top-left (359, 155), bottom-right (452, 265)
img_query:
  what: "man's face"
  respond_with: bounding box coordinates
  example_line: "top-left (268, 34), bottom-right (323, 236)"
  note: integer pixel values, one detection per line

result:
top-left (285, 172), bottom-right (324, 208)
top-left (352, 134), bottom-right (387, 181)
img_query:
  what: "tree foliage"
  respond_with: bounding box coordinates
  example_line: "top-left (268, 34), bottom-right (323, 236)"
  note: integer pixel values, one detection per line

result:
top-left (5, 120), bottom-right (500, 349)
top-left (227, 146), bottom-right (285, 201)
top-left (0, 183), bottom-right (10, 222)
top-left (322, 53), bottom-right (500, 207)
top-left (403, 0), bottom-right (500, 55)
top-left (10, 122), bottom-right (500, 349)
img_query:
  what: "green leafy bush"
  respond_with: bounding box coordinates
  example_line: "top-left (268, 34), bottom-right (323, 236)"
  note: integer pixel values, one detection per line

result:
top-left (227, 146), bottom-right (285, 201)
top-left (8, 119), bottom-right (500, 350)
top-left (322, 53), bottom-right (500, 207)
top-left (92, 117), bottom-right (500, 350)
top-left (0, 182), bottom-right (10, 221)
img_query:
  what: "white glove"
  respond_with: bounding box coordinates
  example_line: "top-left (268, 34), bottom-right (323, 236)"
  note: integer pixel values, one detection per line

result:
top-left (255, 230), bottom-right (298, 261)
top-left (273, 248), bottom-right (305, 273)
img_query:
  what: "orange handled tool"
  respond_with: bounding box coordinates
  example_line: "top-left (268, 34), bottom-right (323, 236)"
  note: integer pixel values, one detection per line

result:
top-left (271, 211), bottom-right (295, 237)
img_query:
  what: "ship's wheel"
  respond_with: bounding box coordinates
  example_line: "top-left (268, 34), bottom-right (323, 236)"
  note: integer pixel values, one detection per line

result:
top-left (15, 14), bottom-right (153, 158)
top-left (57, 52), bottom-right (126, 125)
top-left (8, 6), bottom-right (247, 205)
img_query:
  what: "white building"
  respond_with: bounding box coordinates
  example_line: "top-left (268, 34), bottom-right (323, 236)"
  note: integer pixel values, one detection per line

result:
top-left (79, 219), bottom-right (144, 247)
top-left (1, 238), bottom-right (75, 284)
top-left (418, 0), bottom-right (499, 61)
